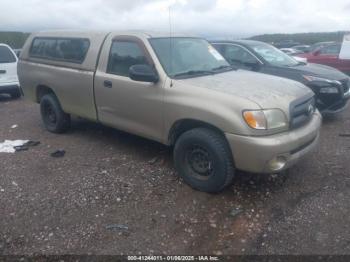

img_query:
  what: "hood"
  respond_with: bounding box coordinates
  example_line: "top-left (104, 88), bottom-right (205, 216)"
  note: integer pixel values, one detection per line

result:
top-left (289, 63), bottom-right (349, 80)
top-left (177, 70), bottom-right (313, 110)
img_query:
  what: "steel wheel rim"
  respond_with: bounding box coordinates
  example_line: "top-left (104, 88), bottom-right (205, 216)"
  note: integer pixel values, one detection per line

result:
top-left (44, 103), bottom-right (57, 125)
top-left (186, 145), bottom-right (213, 179)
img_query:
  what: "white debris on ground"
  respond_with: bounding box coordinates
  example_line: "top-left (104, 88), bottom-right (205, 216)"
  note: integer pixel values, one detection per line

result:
top-left (11, 125), bottom-right (18, 129)
top-left (0, 140), bottom-right (29, 153)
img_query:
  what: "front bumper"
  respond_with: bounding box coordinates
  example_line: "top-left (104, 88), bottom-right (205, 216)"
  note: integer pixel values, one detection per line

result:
top-left (321, 90), bottom-right (350, 114)
top-left (0, 82), bottom-right (20, 94)
top-left (225, 111), bottom-right (322, 174)
top-left (313, 79), bottom-right (350, 114)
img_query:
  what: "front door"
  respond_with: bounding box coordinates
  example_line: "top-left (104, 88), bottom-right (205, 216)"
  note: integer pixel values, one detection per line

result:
top-left (94, 35), bottom-right (164, 142)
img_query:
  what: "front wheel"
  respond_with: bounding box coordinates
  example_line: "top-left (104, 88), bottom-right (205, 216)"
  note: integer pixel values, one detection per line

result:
top-left (174, 128), bottom-right (235, 193)
top-left (40, 94), bottom-right (71, 133)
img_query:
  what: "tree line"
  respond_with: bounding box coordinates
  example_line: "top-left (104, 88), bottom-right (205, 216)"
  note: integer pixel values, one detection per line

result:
top-left (0, 32), bottom-right (30, 49)
top-left (249, 31), bottom-right (349, 45)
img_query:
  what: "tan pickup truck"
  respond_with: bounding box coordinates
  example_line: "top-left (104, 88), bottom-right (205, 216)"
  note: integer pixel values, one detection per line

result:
top-left (18, 31), bottom-right (322, 192)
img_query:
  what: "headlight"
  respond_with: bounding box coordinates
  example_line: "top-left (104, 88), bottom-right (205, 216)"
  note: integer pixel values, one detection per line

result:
top-left (243, 109), bottom-right (288, 130)
top-left (319, 87), bottom-right (339, 94)
top-left (303, 75), bottom-right (341, 85)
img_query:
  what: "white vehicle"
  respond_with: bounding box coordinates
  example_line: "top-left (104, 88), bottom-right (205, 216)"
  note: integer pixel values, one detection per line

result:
top-left (0, 44), bottom-right (21, 98)
top-left (280, 48), bottom-right (301, 55)
top-left (280, 48), bottom-right (307, 63)
top-left (293, 56), bottom-right (308, 63)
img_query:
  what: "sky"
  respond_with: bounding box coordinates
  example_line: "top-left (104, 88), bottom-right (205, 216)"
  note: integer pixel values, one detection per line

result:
top-left (1, 0), bottom-right (350, 38)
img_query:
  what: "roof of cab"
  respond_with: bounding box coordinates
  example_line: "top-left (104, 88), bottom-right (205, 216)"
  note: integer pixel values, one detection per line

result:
top-left (32, 30), bottom-right (196, 39)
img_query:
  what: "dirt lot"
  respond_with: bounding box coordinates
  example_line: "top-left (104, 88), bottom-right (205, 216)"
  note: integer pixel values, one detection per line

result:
top-left (0, 95), bottom-right (350, 255)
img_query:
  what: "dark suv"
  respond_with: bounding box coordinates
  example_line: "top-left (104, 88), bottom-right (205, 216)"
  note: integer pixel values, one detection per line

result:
top-left (212, 40), bottom-right (350, 114)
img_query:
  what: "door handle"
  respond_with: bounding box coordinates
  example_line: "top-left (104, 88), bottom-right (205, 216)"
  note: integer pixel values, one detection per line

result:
top-left (104, 80), bottom-right (113, 88)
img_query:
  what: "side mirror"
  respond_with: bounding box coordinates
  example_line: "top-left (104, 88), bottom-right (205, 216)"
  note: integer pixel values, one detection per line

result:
top-left (313, 50), bottom-right (321, 56)
top-left (244, 61), bottom-right (261, 71)
top-left (129, 64), bottom-right (159, 83)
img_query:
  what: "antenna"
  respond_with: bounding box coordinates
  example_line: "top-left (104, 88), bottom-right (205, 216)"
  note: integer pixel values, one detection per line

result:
top-left (168, 6), bottom-right (173, 87)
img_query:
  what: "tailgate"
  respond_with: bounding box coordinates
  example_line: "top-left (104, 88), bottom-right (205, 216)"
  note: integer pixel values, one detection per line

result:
top-left (0, 62), bottom-right (18, 84)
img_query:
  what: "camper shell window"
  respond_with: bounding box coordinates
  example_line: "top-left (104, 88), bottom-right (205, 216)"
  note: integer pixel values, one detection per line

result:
top-left (29, 37), bottom-right (90, 63)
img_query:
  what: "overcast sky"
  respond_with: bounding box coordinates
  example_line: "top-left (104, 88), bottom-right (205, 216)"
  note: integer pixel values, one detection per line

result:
top-left (1, 0), bottom-right (350, 38)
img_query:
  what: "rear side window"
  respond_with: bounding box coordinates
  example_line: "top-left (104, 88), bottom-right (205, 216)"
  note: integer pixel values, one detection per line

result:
top-left (0, 46), bottom-right (16, 63)
top-left (107, 41), bottom-right (149, 77)
top-left (30, 37), bottom-right (90, 63)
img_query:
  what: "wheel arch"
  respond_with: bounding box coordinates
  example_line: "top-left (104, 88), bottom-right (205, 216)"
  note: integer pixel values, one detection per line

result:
top-left (36, 85), bottom-right (56, 103)
top-left (167, 119), bottom-right (226, 146)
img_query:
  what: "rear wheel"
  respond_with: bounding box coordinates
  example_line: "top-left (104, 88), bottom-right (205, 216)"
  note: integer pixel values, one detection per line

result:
top-left (40, 94), bottom-right (71, 133)
top-left (174, 128), bottom-right (235, 193)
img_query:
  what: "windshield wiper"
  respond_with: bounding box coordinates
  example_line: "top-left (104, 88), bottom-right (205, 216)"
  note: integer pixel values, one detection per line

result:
top-left (211, 65), bottom-right (237, 71)
top-left (173, 70), bottom-right (214, 78)
top-left (173, 66), bottom-right (237, 78)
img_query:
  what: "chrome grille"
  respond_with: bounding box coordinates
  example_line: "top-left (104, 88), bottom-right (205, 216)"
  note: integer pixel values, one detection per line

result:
top-left (340, 79), bottom-right (350, 94)
top-left (290, 97), bottom-right (315, 129)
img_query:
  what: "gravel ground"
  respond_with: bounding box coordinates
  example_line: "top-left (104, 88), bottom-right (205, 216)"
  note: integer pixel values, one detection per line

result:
top-left (0, 95), bottom-right (349, 255)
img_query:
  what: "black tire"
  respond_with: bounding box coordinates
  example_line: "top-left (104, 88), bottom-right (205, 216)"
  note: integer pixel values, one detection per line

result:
top-left (40, 94), bottom-right (71, 133)
top-left (10, 89), bottom-right (21, 99)
top-left (174, 128), bottom-right (235, 193)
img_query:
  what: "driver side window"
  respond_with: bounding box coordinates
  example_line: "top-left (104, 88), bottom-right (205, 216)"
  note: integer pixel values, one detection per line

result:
top-left (107, 41), bottom-right (149, 77)
top-left (223, 45), bottom-right (258, 66)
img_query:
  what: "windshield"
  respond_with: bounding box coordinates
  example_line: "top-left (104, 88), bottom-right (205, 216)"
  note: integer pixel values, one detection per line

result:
top-left (248, 42), bottom-right (299, 67)
top-left (0, 46), bottom-right (16, 63)
top-left (149, 37), bottom-right (230, 78)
